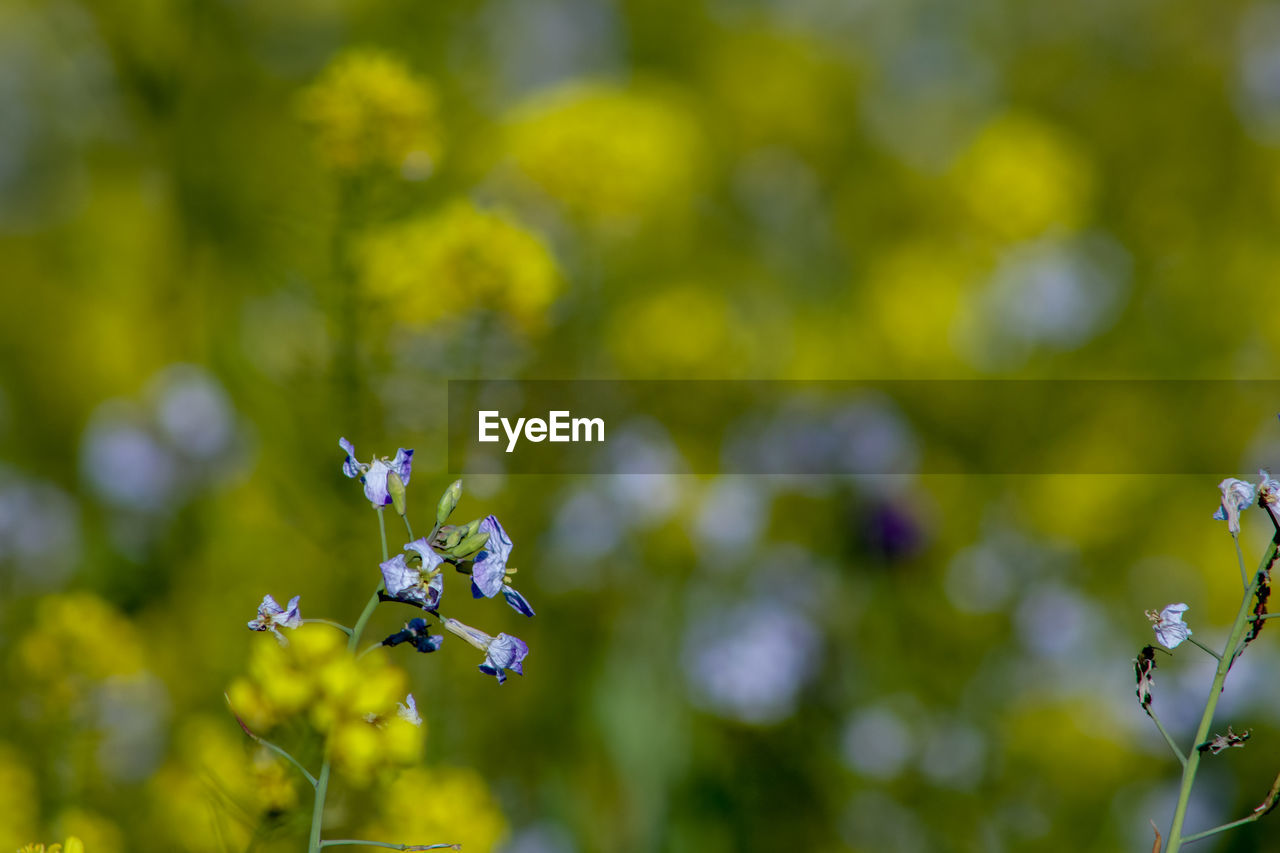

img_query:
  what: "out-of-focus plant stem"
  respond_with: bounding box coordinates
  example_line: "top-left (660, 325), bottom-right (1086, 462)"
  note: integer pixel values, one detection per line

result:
top-left (1165, 538), bottom-right (1279, 852)
top-left (309, 506), bottom-right (392, 853)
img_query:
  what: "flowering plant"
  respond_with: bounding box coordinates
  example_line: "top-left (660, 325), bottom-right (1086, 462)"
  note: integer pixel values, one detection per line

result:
top-left (227, 438), bottom-right (533, 852)
top-left (1137, 469), bottom-right (1280, 851)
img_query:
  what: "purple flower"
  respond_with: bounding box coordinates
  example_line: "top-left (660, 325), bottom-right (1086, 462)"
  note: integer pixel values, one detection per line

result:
top-left (382, 617), bottom-right (444, 653)
top-left (248, 594), bottom-right (302, 645)
top-left (339, 437), bottom-right (413, 508)
top-left (380, 542), bottom-right (445, 611)
top-left (1214, 478), bottom-right (1256, 535)
top-left (444, 617), bottom-right (529, 684)
top-left (1147, 603), bottom-right (1192, 649)
top-left (469, 515), bottom-right (534, 616)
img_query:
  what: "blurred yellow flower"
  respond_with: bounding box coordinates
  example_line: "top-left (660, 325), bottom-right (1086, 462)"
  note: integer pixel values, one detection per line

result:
top-left (609, 284), bottom-right (745, 377)
top-left (148, 715), bottom-right (300, 851)
top-left (363, 766), bottom-right (507, 852)
top-left (228, 626), bottom-right (422, 785)
top-left (953, 114), bottom-right (1093, 241)
top-left (505, 82), bottom-right (705, 226)
top-left (53, 810), bottom-right (121, 853)
top-left (297, 48), bottom-right (443, 175)
top-left (358, 200), bottom-right (562, 330)
top-left (17, 840), bottom-right (83, 853)
top-left (15, 593), bottom-right (146, 711)
top-left (0, 743), bottom-right (37, 849)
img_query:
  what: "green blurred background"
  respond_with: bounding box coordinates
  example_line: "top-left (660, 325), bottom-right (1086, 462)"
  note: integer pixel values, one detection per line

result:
top-left (4, 0), bottom-right (1280, 850)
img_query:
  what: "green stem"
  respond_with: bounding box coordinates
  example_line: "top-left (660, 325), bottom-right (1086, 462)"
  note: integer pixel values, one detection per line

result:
top-left (1179, 814), bottom-right (1262, 844)
top-left (1145, 706), bottom-right (1187, 767)
top-left (1165, 539), bottom-right (1279, 853)
top-left (225, 696), bottom-right (318, 787)
top-left (320, 841), bottom-right (459, 851)
top-left (303, 618), bottom-right (354, 637)
top-left (1185, 637), bottom-right (1221, 661)
top-left (402, 513), bottom-right (415, 542)
top-left (309, 507), bottom-right (393, 853)
top-left (1233, 533), bottom-right (1248, 590)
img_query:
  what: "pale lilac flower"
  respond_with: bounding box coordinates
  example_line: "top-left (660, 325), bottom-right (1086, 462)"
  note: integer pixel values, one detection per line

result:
top-left (1214, 478), bottom-right (1256, 534)
top-left (338, 437), bottom-right (413, 508)
top-left (397, 694), bottom-right (422, 726)
top-left (248, 594), bottom-right (302, 645)
top-left (380, 550), bottom-right (444, 611)
top-left (444, 617), bottom-right (528, 683)
top-left (469, 515), bottom-right (534, 616)
top-left (1148, 603), bottom-right (1192, 649)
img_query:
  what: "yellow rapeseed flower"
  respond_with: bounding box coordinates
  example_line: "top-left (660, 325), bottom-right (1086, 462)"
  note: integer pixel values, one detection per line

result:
top-left (505, 82), bottom-right (704, 226)
top-left (364, 766), bottom-right (507, 852)
top-left (953, 114), bottom-right (1093, 241)
top-left (17, 838), bottom-right (83, 853)
top-left (297, 48), bottom-right (443, 175)
top-left (358, 200), bottom-right (561, 330)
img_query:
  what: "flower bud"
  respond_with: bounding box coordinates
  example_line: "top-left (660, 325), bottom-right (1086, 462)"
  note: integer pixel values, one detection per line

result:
top-left (436, 479), bottom-right (462, 527)
top-left (388, 471), bottom-right (408, 516)
top-left (450, 530), bottom-right (490, 558)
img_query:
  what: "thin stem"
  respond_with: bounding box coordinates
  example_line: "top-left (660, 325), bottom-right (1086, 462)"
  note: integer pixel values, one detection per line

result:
top-left (320, 841), bottom-right (459, 851)
top-left (1249, 613), bottom-right (1280, 621)
top-left (1165, 539), bottom-right (1279, 853)
top-left (303, 619), bottom-right (354, 637)
top-left (1180, 814), bottom-right (1261, 844)
top-left (1185, 637), bottom-right (1221, 661)
top-left (1233, 532), bottom-right (1248, 590)
top-left (226, 697), bottom-right (318, 787)
top-left (357, 640), bottom-right (384, 660)
top-left (1145, 706), bottom-right (1187, 767)
top-left (309, 507), bottom-right (394, 853)
top-left (402, 513), bottom-right (415, 542)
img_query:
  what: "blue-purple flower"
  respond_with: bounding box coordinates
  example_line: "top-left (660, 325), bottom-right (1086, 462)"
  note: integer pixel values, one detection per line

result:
top-left (382, 617), bottom-right (444, 653)
top-left (339, 437), bottom-right (413, 508)
top-left (381, 539), bottom-right (445, 611)
top-left (1147, 603), bottom-right (1192, 649)
top-left (469, 515), bottom-right (535, 617)
top-left (444, 617), bottom-right (529, 683)
top-left (248, 594), bottom-right (302, 645)
top-left (1214, 478), bottom-right (1256, 535)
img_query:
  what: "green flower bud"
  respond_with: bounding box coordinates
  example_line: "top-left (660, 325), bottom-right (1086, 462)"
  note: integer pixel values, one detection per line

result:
top-left (436, 479), bottom-right (463, 527)
top-left (450, 530), bottom-right (490, 558)
top-left (388, 471), bottom-right (408, 516)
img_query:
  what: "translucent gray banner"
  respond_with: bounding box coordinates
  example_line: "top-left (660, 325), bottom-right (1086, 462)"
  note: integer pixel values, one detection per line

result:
top-left (446, 381), bottom-right (1280, 475)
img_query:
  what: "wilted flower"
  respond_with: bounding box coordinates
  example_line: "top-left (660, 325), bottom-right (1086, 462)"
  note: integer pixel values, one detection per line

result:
top-left (339, 438), bottom-right (413, 508)
top-left (1147, 603), bottom-right (1192, 649)
top-left (382, 617), bottom-right (443, 653)
top-left (470, 516), bottom-right (535, 617)
top-left (248, 595), bottom-right (302, 645)
top-left (1259, 469), bottom-right (1280, 524)
top-left (1214, 477), bottom-right (1257, 534)
top-left (1200, 726), bottom-right (1250, 755)
top-left (444, 618), bottom-right (529, 684)
top-left (381, 538), bottom-right (445, 610)
top-left (1134, 645), bottom-right (1157, 708)
top-left (397, 694), bottom-right (422, 726)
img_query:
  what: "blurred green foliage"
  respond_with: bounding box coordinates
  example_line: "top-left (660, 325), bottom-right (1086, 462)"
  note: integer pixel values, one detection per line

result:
top-left (4, 0), bottom-right (1280, 850)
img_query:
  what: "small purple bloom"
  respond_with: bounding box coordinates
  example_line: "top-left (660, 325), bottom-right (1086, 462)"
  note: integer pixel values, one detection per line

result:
top-left (248, 594), bottom-right (302, 645)
top-left (382, 617), bottom-right (443, 653)
top-left (1214, 478), bottom-right (1256, 535)
top-left (380, 553), bottom-right (444, 611)
top-left (443, 618), bottom-right (529, 683)
top-left (1148, 603), bottom-right (1192, 649)
top-left (468, 515), bottom-right (533, 615)
top-left (338, 438), bottom-right (414, 507)
top-left (480, 634), bottom-right (529, 684)
top-left (471, 516), bottom-right (513, 598)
